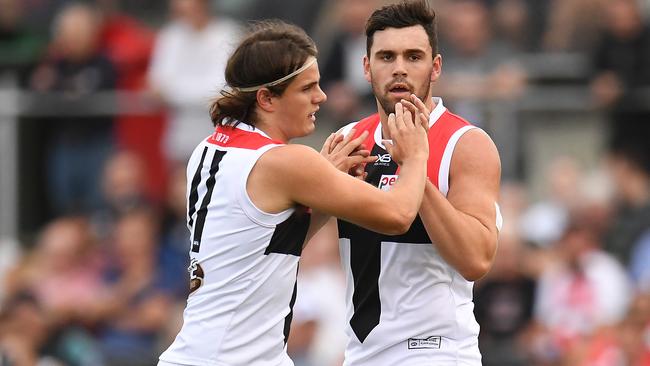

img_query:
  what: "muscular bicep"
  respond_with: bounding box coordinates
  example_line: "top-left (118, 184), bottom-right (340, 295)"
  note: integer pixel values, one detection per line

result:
top-left (446, 129), bottom-right (501, 233)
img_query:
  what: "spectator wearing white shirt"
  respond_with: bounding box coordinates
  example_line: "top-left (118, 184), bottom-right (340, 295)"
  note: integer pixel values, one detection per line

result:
top-left (148, 0), bottom-right (241, 163)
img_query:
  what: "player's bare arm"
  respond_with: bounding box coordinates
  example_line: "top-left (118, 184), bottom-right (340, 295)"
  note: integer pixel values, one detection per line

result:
top-left (247, 109), bottom-right (429, 235)
top-left (400, 93), bottom-right (501, 280)
top-left (303, 130), bottom-right (377, 246)
top-left (419, 129), bottom-right (501, 280)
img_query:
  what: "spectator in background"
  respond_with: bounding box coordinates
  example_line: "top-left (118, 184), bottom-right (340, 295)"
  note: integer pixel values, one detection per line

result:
top-left (243, 0), bottom-right (325, 36)
top-left (565, 293), bottom-right (650, 365)
top-left (9, 217), bottom-right (103, 324)
top-left (0, 293), bottom-right (68, 366)
top-left (531, 216), bottom-right (632, 365)
top-left (97, 0), bottom-right (168, 203)
top-left (1, 217), bottom-right (106, 365)
top-left (14, 0), bottom-right (70, 37)
top-left (490, 0), bottom-right (535, 52)
top-left (591, 0), bottom-right (650, 111)
top-left (84, 209), bottom-right (173, 366)
top-left (29, 2), bottom-right (116, 215)
top-left (474, 226), bottom-right (536, 366)
top-left (158, 164), bottom-right (191, 300)
top-left (0, 0), bottom-right (46, 85)
top-left (319, 0), bottom-right (378, 125)
top-left (542, 0), bottom-right (608, 52)
top-left (433, 0), bottom-right (526, 180)
top-left (434, 0), bottom-right (526, 125)
top-left (604, 133), bottom-right (650, 273)
top-left (519, 157), bottom-right (582, 248)
top-left (148, 0), bottom-right (241, 164)
top-left (92, 150), bottom-right (151, 241)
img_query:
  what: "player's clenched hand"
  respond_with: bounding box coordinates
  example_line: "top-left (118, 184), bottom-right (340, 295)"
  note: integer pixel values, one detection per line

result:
top-left (320, 129), bottom-right (376, 177)
top-left (383, 102), bottom-right (429, 166)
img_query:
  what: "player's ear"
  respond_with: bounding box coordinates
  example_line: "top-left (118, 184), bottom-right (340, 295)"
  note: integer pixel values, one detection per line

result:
top-left (430, 54), bottom-right (442, 83)
top-left (363, 55), bottom-right (371, 83)
top-left (256, 88), bottom-right (275, 112)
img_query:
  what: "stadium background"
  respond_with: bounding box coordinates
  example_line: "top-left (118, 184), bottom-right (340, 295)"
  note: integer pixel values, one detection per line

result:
top-left (1, 0), bottom-right (649, 365)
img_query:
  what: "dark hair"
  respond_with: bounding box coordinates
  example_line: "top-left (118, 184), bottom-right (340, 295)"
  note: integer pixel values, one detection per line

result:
top-left (365, 0), bottom-right (438, 57)
top-left (209, 20), bottom-right (318, 127)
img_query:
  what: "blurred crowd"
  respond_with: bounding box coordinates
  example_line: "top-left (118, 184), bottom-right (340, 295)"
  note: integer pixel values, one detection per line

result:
top-left (1, 0), bottom-right (650, 365)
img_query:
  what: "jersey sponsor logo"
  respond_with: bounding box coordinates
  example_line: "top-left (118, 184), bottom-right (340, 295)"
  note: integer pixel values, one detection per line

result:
top-left (375, 153), bottom-right (392, 166)
top-left (378, 174), bottom-right (398, 191)
top-left (188, 258), bottom-right (204, 295)
top-left (408, 336), bottom-right (442, 350)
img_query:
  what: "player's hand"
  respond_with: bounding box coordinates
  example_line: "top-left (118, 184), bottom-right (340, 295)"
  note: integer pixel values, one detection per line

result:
top-left (400, 94), bottom-right (430, 130)
top-left (383, 102), bottom-right (429, 166)
top-left (321, 129), bottom-right (376, 177)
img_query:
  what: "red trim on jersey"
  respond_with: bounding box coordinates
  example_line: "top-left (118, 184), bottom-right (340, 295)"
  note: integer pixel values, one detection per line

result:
top-left (207, 125), bottom-right (282, 149)
top-left (351, 110), bottom-right (472, 189)
top-left (350, 114), bottom-right (380, 151)
top-left (426, 111), bottom-right (471, 188)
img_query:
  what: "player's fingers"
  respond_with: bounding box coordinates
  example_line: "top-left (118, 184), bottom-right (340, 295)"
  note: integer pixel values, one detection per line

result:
top-left (350, 165), bottom-right (366, 180)
top-left (340, 131), bottom-right (369, 156)
top-left (411, 93), bottom-right (431, 116)
top-left (383, 139), bottom-right (395, 157)
top-left (350, 149), bottom-right (371, 158)
top-left (320, 133), bottom-right (335, 155)
top-left (395, 102), bottom-right (407, 130)
top-left (418, 112), bottom-right (429, 130)
top-left (397, 102), bottom-right (414, 127)
top-left (386, 113), bottom-right (397, 138)
top-left (330, 131), bottom-right (347, 153)
top-left (400, 99), bottom-right (419, 118)
top-left (332, 129), bottom-right (357, 154)
top-left (348, 154), bottom-right (376, 166)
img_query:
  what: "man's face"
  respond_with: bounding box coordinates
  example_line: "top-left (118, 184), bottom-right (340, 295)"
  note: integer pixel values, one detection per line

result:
top-left (272, 61), bottom-right (327, 141)
top-left (364, 25), bottom-right (440, 114)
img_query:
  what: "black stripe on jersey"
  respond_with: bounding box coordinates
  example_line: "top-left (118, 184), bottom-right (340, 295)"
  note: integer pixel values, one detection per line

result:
top-left (187, 146), bottom-right (209, 228)
top-left (265, 210), bottom-right (311, 257)
top-left (343, 147), bottom-right (399, 343)
top-left (283, 273), bottom-right (298, 344)
top-left (347, 230), bottom-right (383, 343)
top-left (340, 145), bottom-right (433, 343)
top-left (191, 150), bottom-right (227, 253)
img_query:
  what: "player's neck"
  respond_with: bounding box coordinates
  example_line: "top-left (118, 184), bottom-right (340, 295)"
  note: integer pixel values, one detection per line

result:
top-left (255, 119), bottom-right (289, 143)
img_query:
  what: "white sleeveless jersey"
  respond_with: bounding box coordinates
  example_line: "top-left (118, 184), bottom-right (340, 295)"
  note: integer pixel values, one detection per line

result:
top-left (159, 124), bottom-right (311, 366)
top-left (338, 98), bottom-right (501, 366)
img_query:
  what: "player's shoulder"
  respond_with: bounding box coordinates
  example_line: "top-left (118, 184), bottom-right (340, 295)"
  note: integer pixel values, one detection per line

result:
top-left (257, 144), bottom-right (321, 170)
top-left (438, 109), bottom-right (474, 129)
top-left (454, 128), bottom-right (500, 174)
top-left (439, 108), bottom-right (499, 169)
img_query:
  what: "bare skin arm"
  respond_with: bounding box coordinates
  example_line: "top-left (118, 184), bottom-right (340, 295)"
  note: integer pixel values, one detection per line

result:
top-left (248, 108), bottom-right (429, 235)
top-left (419, 129), bottom-right (501, 280)
top-left (303, 130), bottom-right (376, 245)
top-left (401, 95), bottom-right (501, 281)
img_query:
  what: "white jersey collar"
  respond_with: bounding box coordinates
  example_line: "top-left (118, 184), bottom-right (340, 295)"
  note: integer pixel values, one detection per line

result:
top-left (233, 121), bottom-right (275, 140)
